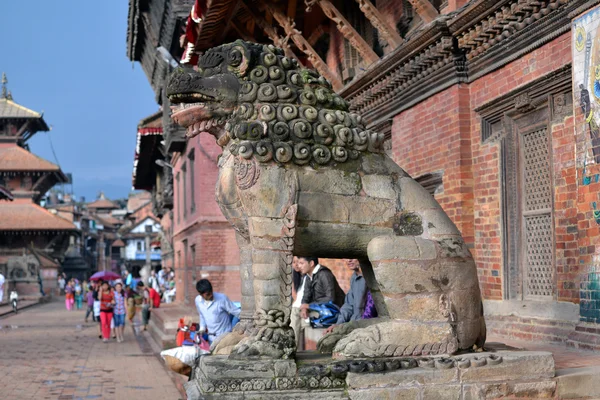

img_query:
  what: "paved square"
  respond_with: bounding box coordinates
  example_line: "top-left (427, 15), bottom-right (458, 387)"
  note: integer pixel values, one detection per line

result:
top-left (0, 300), bottom-right (183, 399)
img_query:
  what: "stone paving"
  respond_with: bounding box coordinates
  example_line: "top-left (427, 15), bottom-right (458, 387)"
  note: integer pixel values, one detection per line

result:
top-left (0, 299), bottom-right (183, 400)
top-left (487, 334), bottom-right (600, 370)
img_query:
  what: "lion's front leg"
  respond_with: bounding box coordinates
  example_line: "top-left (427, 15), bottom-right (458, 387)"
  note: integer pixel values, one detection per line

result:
top-left (230, 162), bottom-right (299, 359)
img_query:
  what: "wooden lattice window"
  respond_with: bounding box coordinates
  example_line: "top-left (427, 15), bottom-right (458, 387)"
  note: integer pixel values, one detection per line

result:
top-left (521, 127), bottom-right (554, 299)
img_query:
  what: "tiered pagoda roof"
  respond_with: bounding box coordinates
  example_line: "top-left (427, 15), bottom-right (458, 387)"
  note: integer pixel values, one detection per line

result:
top-left (0, 73), bottom-right (49, 141)
top-left (0, 74), bottom-right (75, 234)
top-left (0, 202), bottom-right (76, 233)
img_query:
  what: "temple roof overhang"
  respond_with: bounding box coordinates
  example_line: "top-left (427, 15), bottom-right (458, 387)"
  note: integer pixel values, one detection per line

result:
top-left (132, 111), bottom-right (163, 191)
top-left (0, 202), bottom-right (77, 232)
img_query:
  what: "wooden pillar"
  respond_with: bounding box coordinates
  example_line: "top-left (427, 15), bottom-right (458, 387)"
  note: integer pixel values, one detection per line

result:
top-left (355, 0), bottom-right (403, 49)
top-left (314, 0), bottom-right (379, 65)
top-left (407, 0), bottom-right (439, 23)
top-left (262, 2), bottom-right (344, 91)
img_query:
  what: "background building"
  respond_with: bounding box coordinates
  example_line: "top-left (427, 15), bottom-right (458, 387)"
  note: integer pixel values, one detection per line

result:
top-left (126, 0), bottom-right (600, 350)
top-left (0, 74), bottom-right (76, 300)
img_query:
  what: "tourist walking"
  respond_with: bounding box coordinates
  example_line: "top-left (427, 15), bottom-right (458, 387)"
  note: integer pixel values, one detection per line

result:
top-left (138, 282), bottom-right (152, 331)
top-left (98, 281), bottom-right (115, 342)
top-left (74, 280), bottom-right (83, 310)
top-left (58, 275), bottom-right (66, 295)
top-left (113, 282), bottom-right (126, 342)
top-left (0, 271), bottom-right (5, 304)
top-left (65, 280), bottom-right (75, 311)
top-left (85, 284), bottom-right (95, 323)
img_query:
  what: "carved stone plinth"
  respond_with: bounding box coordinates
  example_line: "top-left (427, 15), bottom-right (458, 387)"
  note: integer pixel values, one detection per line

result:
top-left (185, 355), bottom-right (346, 399)
top-left (184, 350), bottom-right (556, 400)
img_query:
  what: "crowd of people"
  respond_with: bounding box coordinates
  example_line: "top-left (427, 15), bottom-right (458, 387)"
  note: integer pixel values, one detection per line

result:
top-left (55, 259), bottom-right (373, 349)
top-left (58, 267), bottom-right (177, 342)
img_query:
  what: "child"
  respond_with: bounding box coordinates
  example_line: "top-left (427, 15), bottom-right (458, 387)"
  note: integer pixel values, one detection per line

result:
top-left (65, 280), bottom-right (74, 311)
top-left (85, 285), bottom-right (95, 323)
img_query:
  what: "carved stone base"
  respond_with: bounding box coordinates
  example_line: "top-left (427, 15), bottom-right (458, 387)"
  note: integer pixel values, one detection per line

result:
top-left (185, 350), bottom-right (556, 399)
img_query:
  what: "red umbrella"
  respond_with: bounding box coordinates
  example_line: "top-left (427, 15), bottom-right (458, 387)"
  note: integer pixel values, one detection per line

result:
top-left (89, 270), bottom-right (121, 281)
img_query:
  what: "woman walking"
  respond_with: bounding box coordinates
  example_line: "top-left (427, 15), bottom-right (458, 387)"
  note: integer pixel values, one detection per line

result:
top-left (113, 283), bottom-right (126, 342)
top-left (98, 281), bottom-right (115, 342)
top-left (65, 280), bottom-right (75, 311)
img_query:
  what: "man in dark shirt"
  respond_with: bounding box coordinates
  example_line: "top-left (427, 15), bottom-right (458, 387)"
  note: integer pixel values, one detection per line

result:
top-left (298, 256), bottom-right (345, 319)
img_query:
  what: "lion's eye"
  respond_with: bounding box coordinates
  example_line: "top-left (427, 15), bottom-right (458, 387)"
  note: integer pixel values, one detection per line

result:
top-left (229, 49), bottom-right (242, 67)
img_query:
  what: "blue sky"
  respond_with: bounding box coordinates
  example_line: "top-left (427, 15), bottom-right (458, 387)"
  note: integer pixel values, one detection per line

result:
top-left (1, 1), bottom-right (159, 202)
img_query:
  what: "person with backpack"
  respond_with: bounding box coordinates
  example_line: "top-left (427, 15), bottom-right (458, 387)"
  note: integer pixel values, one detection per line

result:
top-left (298, 257), bottom-right (345, 320)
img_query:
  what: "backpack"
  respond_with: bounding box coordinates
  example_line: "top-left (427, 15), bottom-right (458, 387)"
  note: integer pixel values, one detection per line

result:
top-left (308, 301), bottom-right (340, 328)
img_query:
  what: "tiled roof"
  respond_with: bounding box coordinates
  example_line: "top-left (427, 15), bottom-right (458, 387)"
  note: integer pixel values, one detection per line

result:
top-left (97, 213), bottom-right (122, 226)
top-left (0, 202), bottom-right (76, 231)
top-left (0, 145), bottom-right (60, 171)
top-left (127, 191), bottom-right (151, 213)
top-left (87, 198), bottom-right (119, 210)
top-left (0, 98), bottom-right (43, 119)
top-left (112, 239), bottom-right (125, 247)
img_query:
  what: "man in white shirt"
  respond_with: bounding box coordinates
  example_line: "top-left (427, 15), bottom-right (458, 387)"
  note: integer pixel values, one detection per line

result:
top-left (194, 279), bottom-right (241, 344)
top-left (0, 272), bottom-right (5, 304)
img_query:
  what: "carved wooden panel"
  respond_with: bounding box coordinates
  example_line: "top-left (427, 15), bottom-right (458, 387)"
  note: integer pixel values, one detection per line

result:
top-left (524, 214), bottom-right (554, 298)
top-left (522, 128), bottom-right (552, 213)
top-left (520, 126), bottom-right (554, 300)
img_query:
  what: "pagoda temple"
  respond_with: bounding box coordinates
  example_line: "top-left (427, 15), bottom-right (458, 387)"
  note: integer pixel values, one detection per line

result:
top-left (0, 73), bottom-right (76, 301)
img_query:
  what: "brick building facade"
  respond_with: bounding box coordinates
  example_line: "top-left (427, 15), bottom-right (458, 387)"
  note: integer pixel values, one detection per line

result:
top-left (127, 0), bottom-right (600, 347)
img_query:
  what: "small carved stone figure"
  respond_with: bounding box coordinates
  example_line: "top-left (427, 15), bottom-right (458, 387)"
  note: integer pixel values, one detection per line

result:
top-left (167, 40), bottom-right (486, 360)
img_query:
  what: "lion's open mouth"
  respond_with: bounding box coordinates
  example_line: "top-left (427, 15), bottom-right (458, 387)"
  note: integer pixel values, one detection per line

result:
top-left (170, 102), bottom-right (229, 139)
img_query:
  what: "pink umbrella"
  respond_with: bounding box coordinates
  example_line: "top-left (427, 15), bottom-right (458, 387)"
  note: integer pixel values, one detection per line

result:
top-left (89, 270), bottom-right (121, 281)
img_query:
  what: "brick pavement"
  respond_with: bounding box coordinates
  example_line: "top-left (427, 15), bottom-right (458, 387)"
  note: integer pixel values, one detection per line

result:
top-left (0, 299), bottom-right (183, 400)
top-left (488, 334), bottom-right (600, 370)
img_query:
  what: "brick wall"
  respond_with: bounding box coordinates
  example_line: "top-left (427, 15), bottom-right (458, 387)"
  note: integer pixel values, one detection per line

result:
top-left (172, 134), bottom-right (241, 305)
top-left (391, 33), bottom-right (573, 301)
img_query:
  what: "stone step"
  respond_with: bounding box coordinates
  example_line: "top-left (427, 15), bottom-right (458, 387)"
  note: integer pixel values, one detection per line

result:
top-left (556, 366), bottom-right (600, 399)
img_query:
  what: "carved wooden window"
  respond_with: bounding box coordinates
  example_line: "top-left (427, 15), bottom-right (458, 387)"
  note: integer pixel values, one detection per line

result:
top-left (182, 162), bottom-right (187, 218)
top-left (175, 172), bottom-right (180, 223)
top-left (520, 126), bottom-right (554, 299)
top-left (188, 149), bottom-right (195, 214)
top-left (475, 66), bottom-right (571, 301)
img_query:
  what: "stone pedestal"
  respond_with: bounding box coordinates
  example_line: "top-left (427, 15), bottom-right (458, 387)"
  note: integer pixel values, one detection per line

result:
top-left (185, 350), bottom-right (556, 399)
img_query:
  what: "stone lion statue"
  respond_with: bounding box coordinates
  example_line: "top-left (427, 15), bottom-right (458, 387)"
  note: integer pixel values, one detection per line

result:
top-left (167, 40), bottom-right (486, 360)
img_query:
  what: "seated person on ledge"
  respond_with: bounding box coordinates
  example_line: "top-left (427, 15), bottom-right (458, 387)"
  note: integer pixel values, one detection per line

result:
top-left (194, 279), bottom-right (241, 344)
top-left (298, 256), bottom-right (345, 320)
top-left (324, 259), bottom-right (378, 334)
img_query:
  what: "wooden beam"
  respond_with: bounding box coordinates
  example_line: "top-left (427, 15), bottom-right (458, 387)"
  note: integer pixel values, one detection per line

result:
top-left (239, 1), bottom-right (300, 62)
top-left (287, 0), bottom-right (297, 20)
top-left (216, 0), bottom-right (242, 44)
top-left (261, 2), bottom-right (343, 91)
top-left (307, 24), bottom-right (327, 47)
top-left (231, 17), bottom-right (256, 42)
top-left (315, 0), bottom-right (379, 65)
top-left (355, 0), bottom-right (403, 49)
top-left (406, 0), bottom-right (439, 24)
